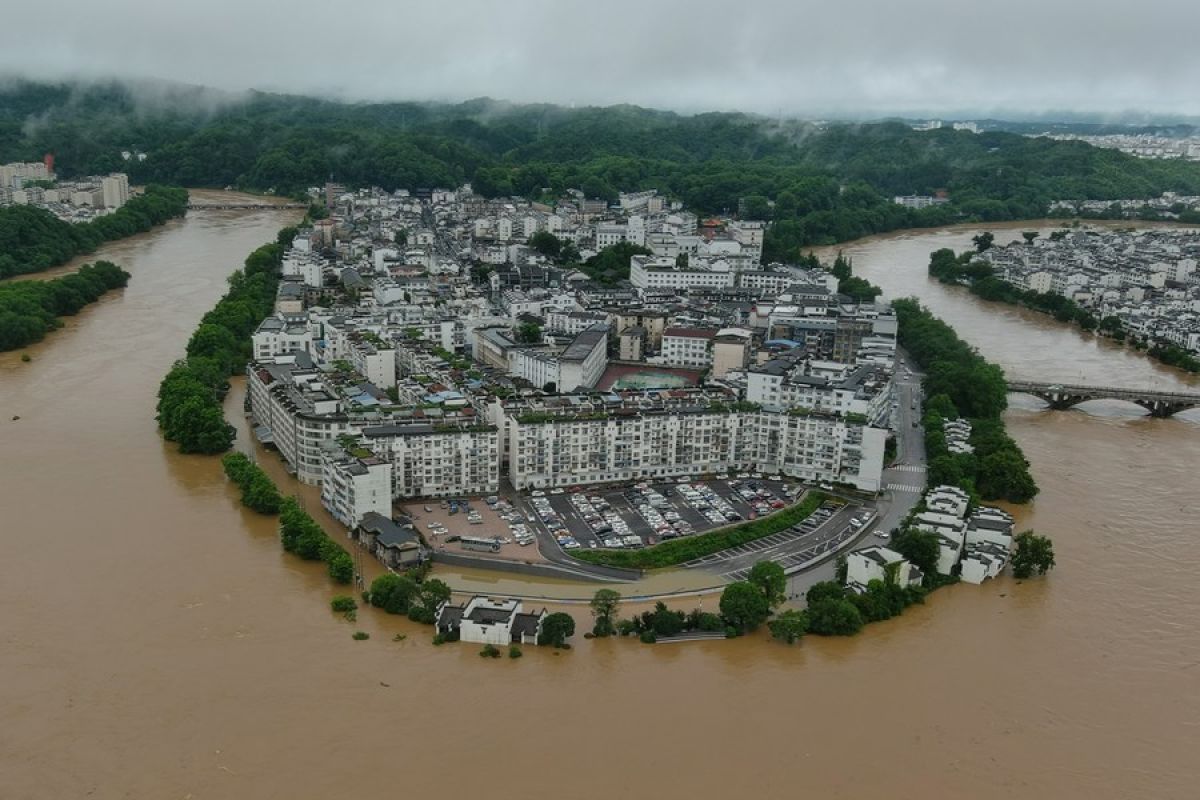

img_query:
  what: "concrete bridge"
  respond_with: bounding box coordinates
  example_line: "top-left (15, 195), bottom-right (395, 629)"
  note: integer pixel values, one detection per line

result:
top-left (1007, 380), bottom-right (1200, 417)
top-left (187, 203), bottom-right (307, 210)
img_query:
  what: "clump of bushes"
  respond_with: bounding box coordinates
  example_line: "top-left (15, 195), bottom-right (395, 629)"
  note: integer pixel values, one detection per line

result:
top-left (479, 644), bottom-right (501, 658)
top-left (280, 497), bottom-right (354, 584)
top-left (220, 452), bottom-right (282, 514)
top-left (365, 570), bottom-right (451, 629)
top-left (508, 645), bottom-right (522, 659)
top-left (352, 631), bottom-right (370, 641)
top-left (330, 595), bottom-right (357, 613)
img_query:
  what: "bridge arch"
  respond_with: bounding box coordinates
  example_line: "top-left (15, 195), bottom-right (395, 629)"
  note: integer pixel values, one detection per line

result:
top-left (1005, 381), bottom-right (1200, 418)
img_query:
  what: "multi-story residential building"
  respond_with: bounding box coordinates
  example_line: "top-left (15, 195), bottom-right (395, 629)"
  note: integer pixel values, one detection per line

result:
top-left (606, 309), bottom-right (667, 351)
top-left (248, 358), bottom-right (353, 484)
top-left (746, 355), bottom-right (894, 428)
top-left (506, 324), bottom-right (609, 391)
top-left (282, 250), bottom-right (328, 288)
top-left (100, 174), bottom-right (130, 209)
top-left (252, 314), bottom-right (314, 360)
top-left (630, 255), bottom-right (736, 290)
top-left (710, 329), bottom-right (752, 378)
top-left (496, 389), bottom-right (885, 492)
top-left (617, 326), bottom-right (646, 361)
top-left (361, 421), bottom-right (500, 498)
top-left (660, 327), bottom-right (716, 368)
top-left (347, 332), bottom-right (397, 390)
top-left (545, 309), bottom-right (608, 336)
top-left (320, 446), bottom-right (394, 527)
top-left (727, 220), bottom-right (765, 264)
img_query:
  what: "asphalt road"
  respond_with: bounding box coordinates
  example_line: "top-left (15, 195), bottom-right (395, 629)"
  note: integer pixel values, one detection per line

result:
top-left (781, 349), bottom-right (930, 599)
top-left (684, 501), bottom-right (863, 580)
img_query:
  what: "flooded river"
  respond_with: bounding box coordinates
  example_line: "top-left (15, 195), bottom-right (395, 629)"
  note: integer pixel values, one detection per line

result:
top-left (2, 210), bottom-right (1198, 799)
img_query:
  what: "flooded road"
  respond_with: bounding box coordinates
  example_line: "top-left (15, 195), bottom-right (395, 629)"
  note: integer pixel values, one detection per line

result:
top-left (2, 212), bottom-right (1198, 799)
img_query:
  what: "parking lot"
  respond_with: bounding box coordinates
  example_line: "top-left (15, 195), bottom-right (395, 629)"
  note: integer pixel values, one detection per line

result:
top-left (402, 496), bottom-right (548, 563)
top-left (524, 476), bottom-right (802, 553)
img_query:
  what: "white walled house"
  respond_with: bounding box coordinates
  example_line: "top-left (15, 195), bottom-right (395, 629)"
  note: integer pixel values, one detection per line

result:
top-left (960, 542), bottom-right (1010, 584)
top-left (435, 597), bottom-right (546, 645)
top-left (846, 546), bottom-right (923, 591)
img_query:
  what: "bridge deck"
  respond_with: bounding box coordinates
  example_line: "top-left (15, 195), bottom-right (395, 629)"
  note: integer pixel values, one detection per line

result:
top-left (1007, 380), bottom-right (1200, 404)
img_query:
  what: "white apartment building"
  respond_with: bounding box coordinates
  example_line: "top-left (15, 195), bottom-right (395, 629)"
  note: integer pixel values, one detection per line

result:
top-left (282, 250), bottom-right (327, 288)
top-left (320, 447), bottom-right (393, 527)
top-left (101, 174), bottom-right (130, 209)
top-left (737, 269), bottom-right (795, 295)
top-left (545, 309), bottom-right (608, 336)
top-left (507, 324), bottom-right (608, 392)
top-left (498, 391), bottom-right (885, 492)
top-left (361, 422), bottom-right (500, 498)
top-left (252, 315), bottom-right (314, 360)
top-left (629, 255), bottom-right (735, 290)
top-left (728, 220), bottom-right (765, 264)
top-left (248, 360), bottom-right (353, 484)
top-left (596, 223), bottom-right (628, 249)
top-left (0, 161), bottom-right (50, 188)
top-left (746, 359), bottom-right (892, 426)
top-left (347, 334), bottom-right (397, 390)
top-left (660, 327), bottom-right (716, 368)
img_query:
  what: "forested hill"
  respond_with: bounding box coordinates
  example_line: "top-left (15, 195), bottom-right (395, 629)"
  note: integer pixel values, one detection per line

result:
top-left (6, 79), bottom-right (1200, 258)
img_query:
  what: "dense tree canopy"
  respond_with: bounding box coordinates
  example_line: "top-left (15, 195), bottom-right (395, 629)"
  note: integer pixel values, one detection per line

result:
top-left (0, 260), bottom-right (130, 352)
top-left (8, 79), bottom-right (1200, 260)
top-left (893, 298), bottom-right (1038, 503)
top-left (1011, 531), bottom-right (1057, 579)
top-left (0, 185), bottom-right (187, 279)
top-left (719, 580), bottom-right (772, 633)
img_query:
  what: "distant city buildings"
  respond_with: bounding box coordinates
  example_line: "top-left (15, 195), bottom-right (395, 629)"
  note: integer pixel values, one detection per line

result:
top-left (0, 160), bottom-right (133, 221)
top-left (1037, 132), bottom-right (1200, 161)
top-left (980, 230), bottom-right (1200, 355)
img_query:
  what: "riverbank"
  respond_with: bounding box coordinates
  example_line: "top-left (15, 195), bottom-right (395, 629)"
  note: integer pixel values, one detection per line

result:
top-left (0, 261), bottom-right (130, 352)
top-left (0, 185), bottom-right (187, 281)
top-left (4, 209), bottom-right (1200, 799)
top-left (929, 242), bottom-right (1200, 375)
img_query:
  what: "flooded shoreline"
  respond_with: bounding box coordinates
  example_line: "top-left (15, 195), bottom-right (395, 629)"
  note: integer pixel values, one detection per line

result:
top-left (2, 208), bottom-right (1198, 799)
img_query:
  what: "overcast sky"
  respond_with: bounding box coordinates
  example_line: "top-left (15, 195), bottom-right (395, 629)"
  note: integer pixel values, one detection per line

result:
top-left (3, 0), bottom-right (1199, 118)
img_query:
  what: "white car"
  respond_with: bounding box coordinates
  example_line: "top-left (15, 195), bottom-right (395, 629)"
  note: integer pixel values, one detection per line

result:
top-left (875, 529), bottom-right (889, 539)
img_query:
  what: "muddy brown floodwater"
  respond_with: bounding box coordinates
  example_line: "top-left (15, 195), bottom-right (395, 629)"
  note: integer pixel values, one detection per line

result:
top-left (2, 210), bottom-right (1199, 799)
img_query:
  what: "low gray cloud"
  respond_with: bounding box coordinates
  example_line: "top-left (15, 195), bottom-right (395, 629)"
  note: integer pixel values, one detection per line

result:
top-left (3, 0), bottom-right (1199, 118)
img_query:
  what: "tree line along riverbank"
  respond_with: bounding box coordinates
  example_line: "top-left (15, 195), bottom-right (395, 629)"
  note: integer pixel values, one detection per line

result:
top-left (892, 298), bottom-right (1039, 503)
top-left (928, 238), bottom-right (1200, 374)
top-left (0, 261), bottom-right (130, 352)
top-left (0, 184), bottom-right (188, 279)
top-left (156, 225), bottom-right (297, 454)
